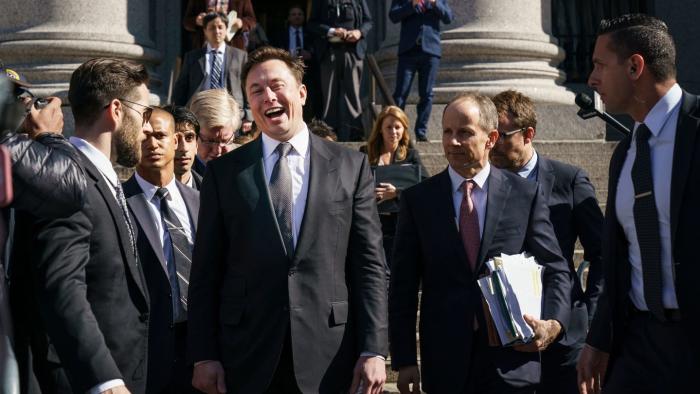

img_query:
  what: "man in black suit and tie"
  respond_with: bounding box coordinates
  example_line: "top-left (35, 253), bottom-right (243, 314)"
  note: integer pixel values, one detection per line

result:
top-left (11, 58), bottom-right (151, 393)
top-left (123, 109), bottom-right (200, 393)
top-left (489, 90), bottom-right (604, 394)
top-left (173, 12), bottom-right (252, 129)
top-left (390, 92), bottom-right (572, 394)
top-left (577, 14), bottom-right (700, 394)
top-left (188, 46), bottom-right (388, 394)
top-left (162, 104), bottom-right (203, 190)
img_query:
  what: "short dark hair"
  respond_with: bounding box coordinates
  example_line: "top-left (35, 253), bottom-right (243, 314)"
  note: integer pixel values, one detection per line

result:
top-left (161, 103), bottom-right (200, 136)
top-left (69, 58), bottom-right (149, 127)
top-left (308, 118), bottom-right (337, 141)
top-left (240, 46), bottom-right (305, 95)
top-left (491, 90), bottom-right (537, 130)
top-left (203, 12), bottom-right (228, 29)
top-left (598, 14), bottom-right (676, 81)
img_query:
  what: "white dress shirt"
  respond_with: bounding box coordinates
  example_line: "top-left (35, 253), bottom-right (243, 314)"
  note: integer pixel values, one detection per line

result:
top-left (204, 42), bottom-right (227, 91)
top-left (134, 173), bottom-right (194, 247)
top-left (69, 137), bottom-right (125, 394)
top-left (615, 83), bottom-right (682, 310)
top-left (288, 26), bottom-right (304, 54)
top-left (448, 163), bottom-right (490, 236)
top-left (262, 126), bottom-right (311, 247)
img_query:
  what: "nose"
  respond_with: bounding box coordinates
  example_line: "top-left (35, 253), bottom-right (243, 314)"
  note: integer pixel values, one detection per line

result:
top-left (263, 86), bottom-right (277, 102)
top-left (587, 71), bottom-right (597, 89)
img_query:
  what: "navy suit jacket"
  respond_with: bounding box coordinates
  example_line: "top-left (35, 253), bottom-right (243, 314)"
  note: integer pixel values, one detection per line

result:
top-left (390, 167), bottom-right (572, 392)
top-left (308, 0), bottom-right (373, 60)
top-left (588, 91), bottom-right (700, 369)
top-left (389, 0), bottom-right (453, 57)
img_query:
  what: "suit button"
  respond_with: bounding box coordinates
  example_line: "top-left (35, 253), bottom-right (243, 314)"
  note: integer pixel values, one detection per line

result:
top-left (139, 313), bottom-right (149, 322)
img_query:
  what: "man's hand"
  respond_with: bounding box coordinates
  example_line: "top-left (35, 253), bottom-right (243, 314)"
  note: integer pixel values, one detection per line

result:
top-left (100, 385), bottom-right (131, 394)
top-left (375, 183), bottom-right (398, 202)
top-left (577, 344), bottom-right (609, 394)
top-left (513, 315), bottom-right (562, 352)
top-left (349, 356), bottom-right (386, 394)
top-left (344, 30), bottom-right (362, 43)
top-left (20, 97), bottom-right (64, 139)
top-left (192, 361), bottom-right (227, 394)
top-left (196, 12), bottom-right (207, 26)
top-left (232, 18), bottom-right (243, 30)
top-left (334, 27), bottom-right (348, 39)
top-left (396, 365), bottom-right (421, 394)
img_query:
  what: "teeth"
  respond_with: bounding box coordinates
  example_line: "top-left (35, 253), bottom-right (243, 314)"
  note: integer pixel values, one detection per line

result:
top-left (264, 108), bottom-right (284, 116)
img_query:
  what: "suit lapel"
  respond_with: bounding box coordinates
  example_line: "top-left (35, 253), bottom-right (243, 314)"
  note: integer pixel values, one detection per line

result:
top-left (77, 152), bottom-right (149, 301)
top-left (536, 155), bottom-right (555, 202)
top-left (476, 167), bottom-right (511, 273)
top-left (197, 48), bottom-right (207, 78)
top-left (123, 176), bottom-right (169, 276)
top-left (293, 135), bottom-right (339, 266)
top-left (177, 181), bottom-right (200, 232)
top-left (670, 92), bottom-right (700, 245)
top-left (434, 170), bottom-right (471, 274)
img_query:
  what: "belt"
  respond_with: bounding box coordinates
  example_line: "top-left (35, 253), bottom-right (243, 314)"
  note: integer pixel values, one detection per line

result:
top-left (630, 304), bottom-right (682, 323)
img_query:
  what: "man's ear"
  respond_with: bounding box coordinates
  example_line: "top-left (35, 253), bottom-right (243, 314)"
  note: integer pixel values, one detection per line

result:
top-left (299, 83), bottom-right (307, 106)
top-left (628, 54), bottom-right (645, 80)
top-left (524, 127), bottom-right (536, 144)
top-left (485, 129), bottom-right (499, 149)
top-left (105, 98), bottom-right (122, 129)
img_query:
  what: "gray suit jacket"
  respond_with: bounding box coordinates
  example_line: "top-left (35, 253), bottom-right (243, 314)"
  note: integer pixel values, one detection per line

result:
top-left (187, 133), bottom-right (388, 393)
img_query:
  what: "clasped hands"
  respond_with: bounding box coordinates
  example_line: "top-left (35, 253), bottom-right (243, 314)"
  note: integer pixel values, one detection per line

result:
top-left (332, 28), bottom-right (362, 43)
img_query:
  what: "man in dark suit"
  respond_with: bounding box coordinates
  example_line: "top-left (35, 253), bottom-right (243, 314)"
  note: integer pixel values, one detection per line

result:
top-left (308, 0), bottom-right (373, 141)
top-left (123, 109), bottom-right (200, 393)
top-left (183, 0), bottom-right (256, 52)
top-left (188, 46), bottom-right (388, 394)
top-left (162, 104), bottom-right (203, 190)
top-left (173, 12), bottom-right (252, 129)
top-left (390, 92), bottom-right (572, 394)
top-left (10, 58), bottom-right (151, 393)
top-left (389, 0), bottom-right (453, 142)
top-left (490, 90), bottom-right (604, 394)
top-left (577, 14), bottom-right (700, 394)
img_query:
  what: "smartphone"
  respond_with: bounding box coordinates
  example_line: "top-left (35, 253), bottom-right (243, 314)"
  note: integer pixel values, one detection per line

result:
top-left (0, 145), bottom-right (14, 207)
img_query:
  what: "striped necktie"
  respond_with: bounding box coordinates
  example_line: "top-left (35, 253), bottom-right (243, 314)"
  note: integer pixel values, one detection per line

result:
top-left (210, 49), bottom-right (223, 89)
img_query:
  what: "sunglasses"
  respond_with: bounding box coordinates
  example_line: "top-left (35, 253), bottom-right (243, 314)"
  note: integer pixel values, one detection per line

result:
top-left (118, 97), bottom-right (153, 126)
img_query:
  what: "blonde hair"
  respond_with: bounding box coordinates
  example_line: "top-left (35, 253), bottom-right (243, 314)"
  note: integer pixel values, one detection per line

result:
top-left (187, 89), bottom-right (241, 131)
top-left (366, 106), bottom-right (410, 165)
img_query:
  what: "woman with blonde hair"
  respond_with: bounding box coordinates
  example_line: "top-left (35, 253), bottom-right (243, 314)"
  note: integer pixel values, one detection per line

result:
top-left (360, 105), bottom-right (428, 273)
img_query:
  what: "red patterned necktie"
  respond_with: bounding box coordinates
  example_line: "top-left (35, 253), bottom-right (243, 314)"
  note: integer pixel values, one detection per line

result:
top-left (459, 180), bottom-right (481, 270)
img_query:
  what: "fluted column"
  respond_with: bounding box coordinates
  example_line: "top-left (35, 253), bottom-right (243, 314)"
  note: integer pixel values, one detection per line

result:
top-left (0, 0), bottom-right (168, 102)
top-left (377, 0), bottom-right (574, 104)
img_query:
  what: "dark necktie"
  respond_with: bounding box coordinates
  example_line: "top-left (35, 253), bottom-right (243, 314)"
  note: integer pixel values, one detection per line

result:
top-left (269, 142), bottom-right (294, 257)
top-left (459, 180), bottom-right (480, 270)
top-left (295, 29), bottom-right (302, 52)
top-left (210, 50), bottom-right (222, 89)
top-left (631, 123), bottom-right (665, 321)
top-left (155, 187), bottom-right (192, 323)
top-left (114, 182), bottom-right (137, 258)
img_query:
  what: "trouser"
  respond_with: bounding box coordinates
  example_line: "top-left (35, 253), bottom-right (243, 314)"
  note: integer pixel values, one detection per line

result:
top-left (319, 46), bottom-right (364, 141)
top-left (392, 46), bottom-right (440, 140)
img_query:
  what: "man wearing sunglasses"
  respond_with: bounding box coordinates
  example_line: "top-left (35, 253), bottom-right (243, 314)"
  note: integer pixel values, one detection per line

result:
top-left (11, 57), bottom-right (153, 394)
top-left (489, 90), bottom-right (604, 394)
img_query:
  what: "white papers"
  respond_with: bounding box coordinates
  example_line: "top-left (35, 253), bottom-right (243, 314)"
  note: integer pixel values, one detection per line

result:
top-left (477, 253), bottom-right (544, 346)
top-left (226, 10), bottom-right (239, 41)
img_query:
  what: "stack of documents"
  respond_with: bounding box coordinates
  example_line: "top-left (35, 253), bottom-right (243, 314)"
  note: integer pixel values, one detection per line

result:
top-left (477, 253), bottom-right (544, 346)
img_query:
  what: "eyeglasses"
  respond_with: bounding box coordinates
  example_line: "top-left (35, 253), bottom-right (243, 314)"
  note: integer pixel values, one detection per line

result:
top-left (118, 98), bottom-right (153, 126)
top-left (198, 134), bottom-right (237, 147)
top-left (497, 127), bottom-right (527, 141)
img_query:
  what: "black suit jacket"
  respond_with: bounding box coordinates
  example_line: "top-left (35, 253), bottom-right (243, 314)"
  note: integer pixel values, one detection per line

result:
top-left (123, 176), bottom-right (200, 393)
top-left (12, 151), bottom-right (150, 393)
top-left (588, 91), bottom-right (700, 367)
top-left (308, 0), bottom-right (373, 60)
top-left (187, 133), bottom-right (388, 393)
top-left (536, 156), bottom-right (603, 353)
top-left (172, 45), bottom-right (251, 121)
top-left (389, 167), bottom-right (572, 392)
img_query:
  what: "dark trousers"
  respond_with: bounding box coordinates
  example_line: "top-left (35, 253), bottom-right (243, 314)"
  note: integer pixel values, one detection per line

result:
top-left (392, 47), bottom-right (440, 140)
top-left (461, 331), bottom-right (536, 394)
top-left (319, 45), bottom-right (364, 141)
top-left (265, 331), bottom-right (302, 394)
top-left (603, 312), bottom-right (697, 393)
top-left (539, 342), bottom-right (581, 394)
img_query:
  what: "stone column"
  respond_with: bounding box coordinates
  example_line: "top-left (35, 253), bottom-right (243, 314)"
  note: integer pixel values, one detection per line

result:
top-left (0, 0), bottom-right (171, 103)
top-left (377, 0), bottom-right (574, 104)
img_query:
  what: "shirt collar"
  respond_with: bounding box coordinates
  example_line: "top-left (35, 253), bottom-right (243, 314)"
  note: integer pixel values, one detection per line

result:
top-left (517, 150), bottom-right (538, 179)
top-left (69, 136), bottom-right (119, 187)
top-left (206, 42), bottom-right (227, 53)
top-left (261, 124), bottom-right (310, 160)
top-left (134, 172), bottom-right (178, 203)
top-left (448, 162), bottom-right (491, 193)
top-left (639, 83), bottom-right (683, 137)
top-left (289, 26), bottom-right (302, 33)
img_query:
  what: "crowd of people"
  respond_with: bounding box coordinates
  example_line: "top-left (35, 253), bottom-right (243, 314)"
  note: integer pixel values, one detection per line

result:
top-left (0, 7), bottom-right (698, 394)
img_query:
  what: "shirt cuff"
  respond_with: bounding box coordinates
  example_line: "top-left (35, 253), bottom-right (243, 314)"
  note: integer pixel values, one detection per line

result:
top-left (87, 379), bottom-right (124, 394)
top-left (360, 351), bottom-right (386, 360)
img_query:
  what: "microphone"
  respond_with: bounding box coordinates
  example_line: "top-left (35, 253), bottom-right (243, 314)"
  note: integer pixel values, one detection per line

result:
top-left (575, 93), bottom-right (630, 136)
